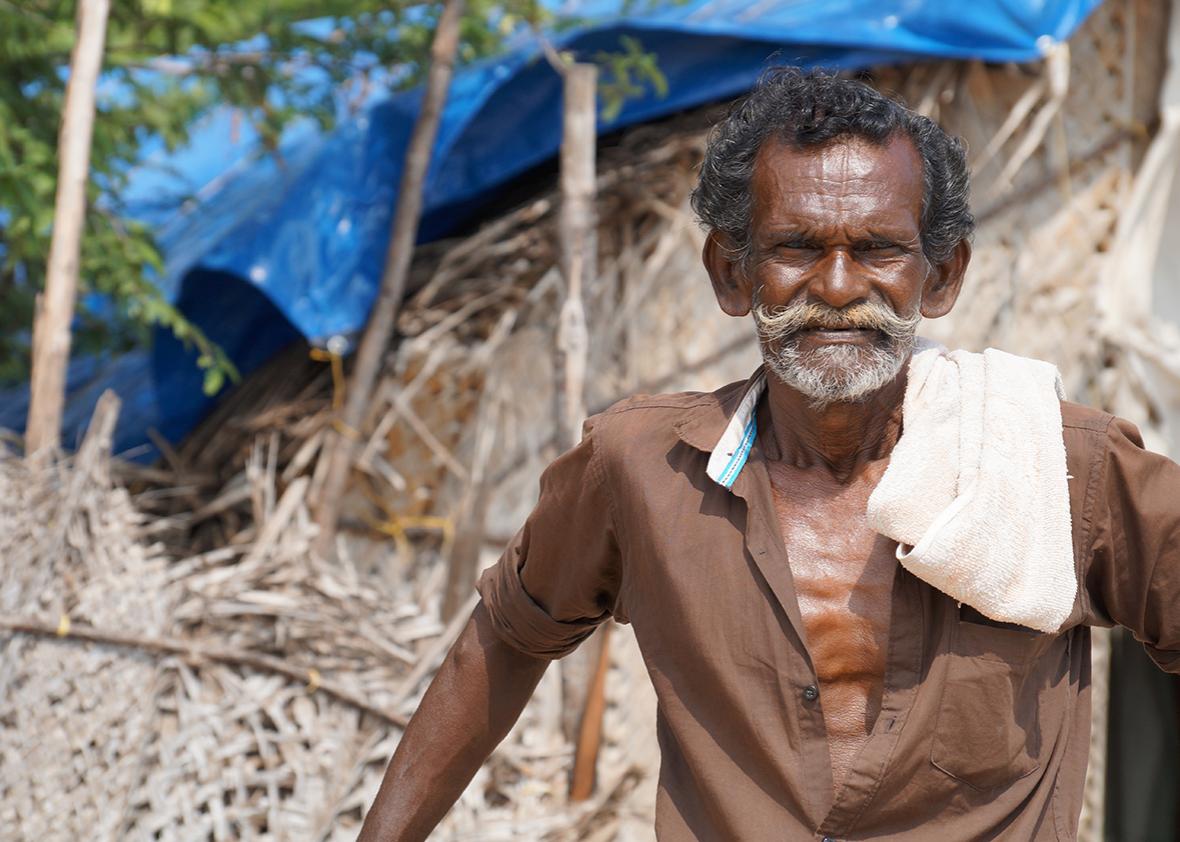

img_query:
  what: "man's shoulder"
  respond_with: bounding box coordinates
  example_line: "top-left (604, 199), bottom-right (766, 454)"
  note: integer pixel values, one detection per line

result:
top-left (599, 382), bottom-right (735, 415)
top-left (1061, 400), bottom-right (1154, 459)
top-left (1059, 401), bottom-right (1140, 476)
top-left (587, 377), bottom-right (748, 451)
top-left (595, 378), bottom-right (745, 419)
top-left (1060, 399), bottom-right (1115, 433)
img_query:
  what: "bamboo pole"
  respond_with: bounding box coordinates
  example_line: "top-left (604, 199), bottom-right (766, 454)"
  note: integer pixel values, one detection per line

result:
top-left (26, 0), bottom-right (111, 456)
top-left (312, 0), bottom-right (465, 557)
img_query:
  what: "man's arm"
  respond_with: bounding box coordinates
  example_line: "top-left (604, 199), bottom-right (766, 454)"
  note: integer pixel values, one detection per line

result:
top-left (1083, 416), bottom-right (1180, 673)
top-left (360, 417), bottom-right (622, 838)
top-left (358, 601), bottom-right (549, 842)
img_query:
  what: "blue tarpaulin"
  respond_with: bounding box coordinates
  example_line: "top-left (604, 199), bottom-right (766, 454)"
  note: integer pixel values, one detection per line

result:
top-left (0, 0), bottom-right (1103, 457)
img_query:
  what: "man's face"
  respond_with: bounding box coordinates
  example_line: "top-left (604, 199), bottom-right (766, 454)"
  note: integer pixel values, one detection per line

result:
top-left (738, 134), bottom-right (939, 404)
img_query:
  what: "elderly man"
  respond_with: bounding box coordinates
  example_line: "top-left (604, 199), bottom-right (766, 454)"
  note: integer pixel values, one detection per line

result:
top-left (359, 69), bottom-right (1179, 840)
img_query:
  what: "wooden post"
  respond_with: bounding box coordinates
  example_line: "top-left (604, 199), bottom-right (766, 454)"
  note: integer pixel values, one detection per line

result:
top-left (553, 63), bottom-right (598, 452)
top-left (569, 621), bottom-right (612, 801)
top-left (26, 0), bottom-right (111, 456)
top-left (312, 0), bottom-right (465, 557)
top-left (545, 60), bottom-right (610, 802)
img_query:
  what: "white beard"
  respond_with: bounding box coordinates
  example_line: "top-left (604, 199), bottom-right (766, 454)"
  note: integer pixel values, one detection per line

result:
top-left (763, 336), bottom-right (915, 406)
top-left (752, 298), bottom-right (921, 407)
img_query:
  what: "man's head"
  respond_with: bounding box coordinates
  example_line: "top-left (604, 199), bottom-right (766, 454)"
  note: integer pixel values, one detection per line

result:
top-left (692, 68), bottom-right (973, 406)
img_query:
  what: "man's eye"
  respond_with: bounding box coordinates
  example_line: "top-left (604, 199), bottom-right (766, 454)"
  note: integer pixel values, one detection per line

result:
top-left (859, 241), bottom-right (902, 254)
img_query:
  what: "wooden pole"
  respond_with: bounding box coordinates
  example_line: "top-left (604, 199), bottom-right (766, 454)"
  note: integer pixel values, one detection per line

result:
top-left (553, 63), bottom-right (598, 452)
top-left (544, 60), bottom-right (611, 801)
top-left (26, 0), bottom-right (111, 456)
top-left (569, 621), bottom-right (612, 801)
top-left (312, 0), bottom-right (465, 557)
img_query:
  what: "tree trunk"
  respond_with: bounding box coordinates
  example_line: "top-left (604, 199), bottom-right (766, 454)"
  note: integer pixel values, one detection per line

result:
top-left (312, 0), bottom-right (465, 557)
top-left (26, 0), bottom-right (111, 456)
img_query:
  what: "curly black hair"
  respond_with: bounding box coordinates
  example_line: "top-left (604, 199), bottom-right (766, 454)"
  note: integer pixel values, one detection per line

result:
top-left (691, 67), bottom-right (973, 265)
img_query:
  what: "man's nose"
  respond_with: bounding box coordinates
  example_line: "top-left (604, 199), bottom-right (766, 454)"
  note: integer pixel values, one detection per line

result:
top-left (808, 249), bottom-right (870, 309)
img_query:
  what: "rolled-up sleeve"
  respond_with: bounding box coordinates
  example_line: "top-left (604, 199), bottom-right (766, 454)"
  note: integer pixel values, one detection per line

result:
top-left (1083, 417), bottom-right (1180, 673)
top-left (476, 416), bottom-right (622, 659)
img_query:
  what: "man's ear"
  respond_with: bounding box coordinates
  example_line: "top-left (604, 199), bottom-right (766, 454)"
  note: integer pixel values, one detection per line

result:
top-left (920, 238), bottom-right (971, 319)
top-left (703, 230), bottom-right (754, 317)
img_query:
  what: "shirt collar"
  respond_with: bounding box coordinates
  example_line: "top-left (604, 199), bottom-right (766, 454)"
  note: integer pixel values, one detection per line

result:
top-left (676, 340), bottom-right (942, 489)
top-left (673, 368), bottom-right (768, 490)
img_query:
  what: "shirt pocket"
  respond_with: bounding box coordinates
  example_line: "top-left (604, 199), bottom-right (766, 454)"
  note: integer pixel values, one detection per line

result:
top-left (930, 613), bottom-right (1051, 791)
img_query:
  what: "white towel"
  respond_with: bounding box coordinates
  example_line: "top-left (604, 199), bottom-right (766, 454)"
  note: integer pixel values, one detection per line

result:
top-left (866, 346), bottom-right (1076, 633)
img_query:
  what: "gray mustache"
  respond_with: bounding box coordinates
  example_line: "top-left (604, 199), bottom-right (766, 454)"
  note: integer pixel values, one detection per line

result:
top-left (752, 300), bottom-right (921, 343)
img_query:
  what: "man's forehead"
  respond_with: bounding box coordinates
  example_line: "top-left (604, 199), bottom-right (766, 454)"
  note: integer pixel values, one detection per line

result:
top-left (749, 133), bottom-right (925, 230)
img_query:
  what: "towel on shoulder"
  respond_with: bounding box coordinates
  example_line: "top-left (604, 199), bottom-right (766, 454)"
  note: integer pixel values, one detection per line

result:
top-left (867, 345), bottom-right (1076, 634)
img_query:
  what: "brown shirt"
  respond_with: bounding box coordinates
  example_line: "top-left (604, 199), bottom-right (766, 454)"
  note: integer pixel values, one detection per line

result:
top-left (477, 369), bottom-right (1180, 841)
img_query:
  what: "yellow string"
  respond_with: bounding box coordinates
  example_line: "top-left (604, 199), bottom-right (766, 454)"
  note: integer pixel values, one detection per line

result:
top-left (309, 347), bottom-right (346, 411)
top-left (357, 481), bottom-right (455, 542)
top-left (305, 667), bottom-right (322, 694)
top-left (361, 512), bottom-right (455, 560)
top-left (56, 614), bottom-right (70, 637)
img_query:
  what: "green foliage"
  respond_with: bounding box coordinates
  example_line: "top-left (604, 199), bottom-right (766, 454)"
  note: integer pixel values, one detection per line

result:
top-left (0, 0), bottom-right (495, 391)
top-left (0, 0), bottom-right (668, 395)
top-left (596, 34), bottom-right (668, 122)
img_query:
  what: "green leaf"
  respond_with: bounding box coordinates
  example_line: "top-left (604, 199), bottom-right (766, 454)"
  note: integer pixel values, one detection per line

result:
top-left (202, 365), bottom-right (225, 396)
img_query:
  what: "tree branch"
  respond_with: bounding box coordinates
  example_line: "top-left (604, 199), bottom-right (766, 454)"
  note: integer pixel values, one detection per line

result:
top-left (312, 0), bottom-right (467, 557)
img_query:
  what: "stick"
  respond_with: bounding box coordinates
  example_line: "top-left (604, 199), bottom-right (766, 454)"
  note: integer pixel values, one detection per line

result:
top-left (0, 614), bottom-right (408, 728)
top-left (313, 0), bottom-right (466, 556)
top-left (26, 0), bottom-right (112, 455)
top-left (389, 393), bottom-right (469, 482)
top-left (569, 621), bottom-right (613, 801)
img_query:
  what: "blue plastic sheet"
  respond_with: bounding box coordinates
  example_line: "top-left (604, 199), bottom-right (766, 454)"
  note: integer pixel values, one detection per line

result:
top-left (0, 0), bottom-right (1103, 458)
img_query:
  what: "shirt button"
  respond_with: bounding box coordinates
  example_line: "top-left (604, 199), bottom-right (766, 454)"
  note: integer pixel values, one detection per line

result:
top-left (803, 684), bottom-right (819, 702)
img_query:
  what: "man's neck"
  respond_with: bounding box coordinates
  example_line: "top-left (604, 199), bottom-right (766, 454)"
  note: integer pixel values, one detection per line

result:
top-left (764, 365), bottom-right (908, 484)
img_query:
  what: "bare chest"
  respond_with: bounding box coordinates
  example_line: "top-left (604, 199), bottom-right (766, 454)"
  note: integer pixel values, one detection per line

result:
top-left (766, 462), bottom-right (899, 785)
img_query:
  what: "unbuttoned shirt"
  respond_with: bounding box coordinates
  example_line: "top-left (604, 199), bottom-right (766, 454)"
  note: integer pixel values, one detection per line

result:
top-left (477, 368), bottom-right (1180, 841)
